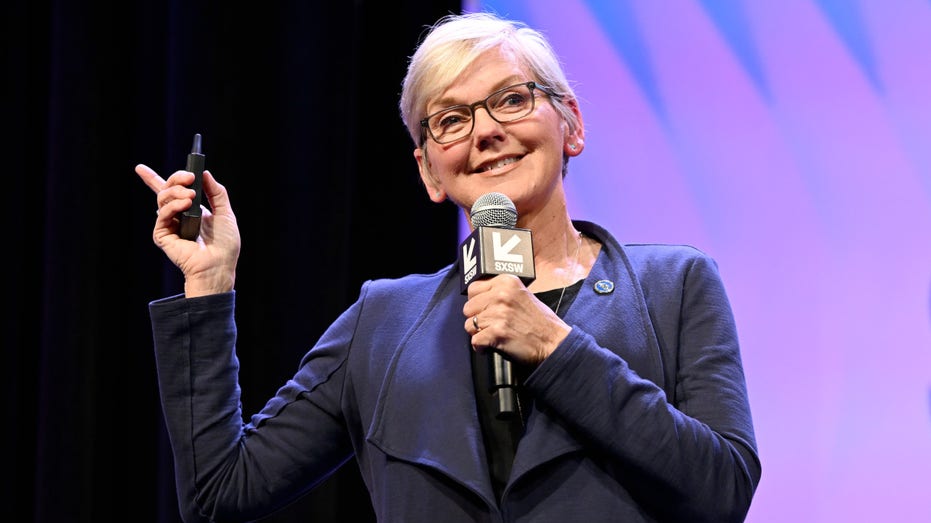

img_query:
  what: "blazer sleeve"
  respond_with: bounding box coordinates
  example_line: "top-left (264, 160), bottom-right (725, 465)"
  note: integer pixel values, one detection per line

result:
top-left (149, 288), bottom-right (366, 523)
top-left (526, 248), bottom-right (761, 522)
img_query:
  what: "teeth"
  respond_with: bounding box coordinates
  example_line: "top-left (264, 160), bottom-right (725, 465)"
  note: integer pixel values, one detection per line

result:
top-left (483, 156), bottom-right (518, 172)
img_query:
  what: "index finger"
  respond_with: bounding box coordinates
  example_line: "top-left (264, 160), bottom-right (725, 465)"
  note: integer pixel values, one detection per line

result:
top-left (465, 278), bottom-right (491, 300)
top-left (135, 163), bottom-right (166, 194)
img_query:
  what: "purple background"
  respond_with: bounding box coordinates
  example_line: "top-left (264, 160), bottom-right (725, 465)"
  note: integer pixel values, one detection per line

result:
top-left (469, 1), bottom-right (931, 520)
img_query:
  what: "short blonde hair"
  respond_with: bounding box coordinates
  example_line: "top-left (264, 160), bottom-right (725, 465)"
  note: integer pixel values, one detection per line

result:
top-left (399, 12), bottom-right (579, 147)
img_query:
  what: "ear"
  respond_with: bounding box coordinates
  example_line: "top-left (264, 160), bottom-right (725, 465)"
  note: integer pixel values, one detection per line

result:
top-left (562, 98), bottom-right (586, 157)
top-left (414, 147), bottom-right (445, 202)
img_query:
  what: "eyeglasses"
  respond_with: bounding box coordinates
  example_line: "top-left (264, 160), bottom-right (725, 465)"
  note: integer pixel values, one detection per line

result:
top-left (420, 81), bottom-right (562, 145)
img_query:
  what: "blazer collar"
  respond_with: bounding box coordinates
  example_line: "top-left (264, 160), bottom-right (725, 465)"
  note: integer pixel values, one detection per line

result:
top-left (511, 222), bottom-right (663, 479)
top-left (365, 270), bottom-right (496, 504)
top-left (365, 221), bottom-right (660, 502)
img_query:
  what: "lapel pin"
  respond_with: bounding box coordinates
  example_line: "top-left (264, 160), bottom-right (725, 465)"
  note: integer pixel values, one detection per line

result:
top-left (593, 279), bottom-right (615, 294)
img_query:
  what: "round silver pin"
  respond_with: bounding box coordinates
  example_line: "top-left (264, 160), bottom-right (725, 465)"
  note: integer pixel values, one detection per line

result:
top-left (593, 279), bottom-right (615, 294)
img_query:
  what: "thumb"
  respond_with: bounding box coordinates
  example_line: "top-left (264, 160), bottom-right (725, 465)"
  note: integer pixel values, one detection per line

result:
top-left (201, 170), bottom-right (234, 217)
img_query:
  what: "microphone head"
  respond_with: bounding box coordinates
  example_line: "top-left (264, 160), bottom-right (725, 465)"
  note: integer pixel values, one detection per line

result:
top-left (470, 192), bottom-right (517, 228)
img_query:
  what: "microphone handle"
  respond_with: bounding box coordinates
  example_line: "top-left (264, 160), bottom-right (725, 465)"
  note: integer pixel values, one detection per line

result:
top-left (488, 350), bottom-right (518, 419)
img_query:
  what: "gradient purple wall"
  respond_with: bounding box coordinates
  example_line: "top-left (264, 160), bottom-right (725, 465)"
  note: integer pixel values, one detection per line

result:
top-left (469, 1), bottom-right (931, 520)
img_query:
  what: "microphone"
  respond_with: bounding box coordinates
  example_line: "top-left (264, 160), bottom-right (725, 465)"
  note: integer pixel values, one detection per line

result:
top-left (459, 192), bottom-right (535, 419)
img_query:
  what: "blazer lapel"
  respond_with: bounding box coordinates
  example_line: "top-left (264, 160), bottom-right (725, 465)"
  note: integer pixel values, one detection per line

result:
top-left (511, 225), bottom-right (665, 480)
top-left (366, 271), bottom-right (497, 505)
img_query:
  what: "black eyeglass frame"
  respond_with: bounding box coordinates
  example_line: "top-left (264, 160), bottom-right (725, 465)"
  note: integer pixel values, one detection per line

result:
top-left (419, 81), bottom-right (563, 145)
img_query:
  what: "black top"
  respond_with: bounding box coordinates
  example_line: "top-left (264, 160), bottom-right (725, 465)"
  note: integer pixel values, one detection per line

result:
top-left (471, 279), bottom-right (585, 502)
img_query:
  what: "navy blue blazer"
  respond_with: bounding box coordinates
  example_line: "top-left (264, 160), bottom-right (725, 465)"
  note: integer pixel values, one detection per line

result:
top-left (150, 220), bottom-right (761, 522)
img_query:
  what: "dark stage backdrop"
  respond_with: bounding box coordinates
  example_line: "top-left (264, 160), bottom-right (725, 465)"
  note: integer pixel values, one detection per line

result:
top-left (6, 1), bottom-right (462, 522)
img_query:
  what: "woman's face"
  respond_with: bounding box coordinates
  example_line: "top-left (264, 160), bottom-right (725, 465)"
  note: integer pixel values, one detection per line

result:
top-left (414, 48), bottom-right (583, 224)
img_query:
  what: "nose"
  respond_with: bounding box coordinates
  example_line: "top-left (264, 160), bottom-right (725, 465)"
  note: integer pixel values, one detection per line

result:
top-left (471, 103), bottom-right (505, 148)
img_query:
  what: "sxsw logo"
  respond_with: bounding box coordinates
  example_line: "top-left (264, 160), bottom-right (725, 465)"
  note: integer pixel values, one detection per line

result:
top-left (461, 227), bottom-right (535, 291)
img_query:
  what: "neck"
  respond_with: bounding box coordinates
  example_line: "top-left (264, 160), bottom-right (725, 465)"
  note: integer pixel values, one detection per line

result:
top-left (526, 219), bottom-right (583, 293)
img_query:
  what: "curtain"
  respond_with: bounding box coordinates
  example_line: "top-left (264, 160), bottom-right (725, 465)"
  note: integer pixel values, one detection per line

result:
top-left (5, 1), bottom-right (461, 521)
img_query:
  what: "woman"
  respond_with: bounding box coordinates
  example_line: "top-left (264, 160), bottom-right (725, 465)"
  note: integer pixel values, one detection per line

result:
top-left (137, 11), bottom-right (761, 522)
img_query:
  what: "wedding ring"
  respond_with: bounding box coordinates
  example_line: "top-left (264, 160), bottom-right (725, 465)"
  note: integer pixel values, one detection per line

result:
top-left (472, 315), bottom-right (480, 331)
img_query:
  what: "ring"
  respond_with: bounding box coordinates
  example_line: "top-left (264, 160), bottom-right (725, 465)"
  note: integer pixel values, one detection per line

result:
top-left (472, 315), bottom-right (480, 331)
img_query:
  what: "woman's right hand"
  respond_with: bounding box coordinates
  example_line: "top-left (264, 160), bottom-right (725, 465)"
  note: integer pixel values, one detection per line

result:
top-left (136, 164), bottom-right (241, 297)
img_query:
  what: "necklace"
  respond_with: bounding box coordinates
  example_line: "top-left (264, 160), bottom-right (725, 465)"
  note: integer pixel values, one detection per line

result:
top-left (553, 230), bottom-right (583, 316)
top-left (510, 230), bottom-right (584, 428)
